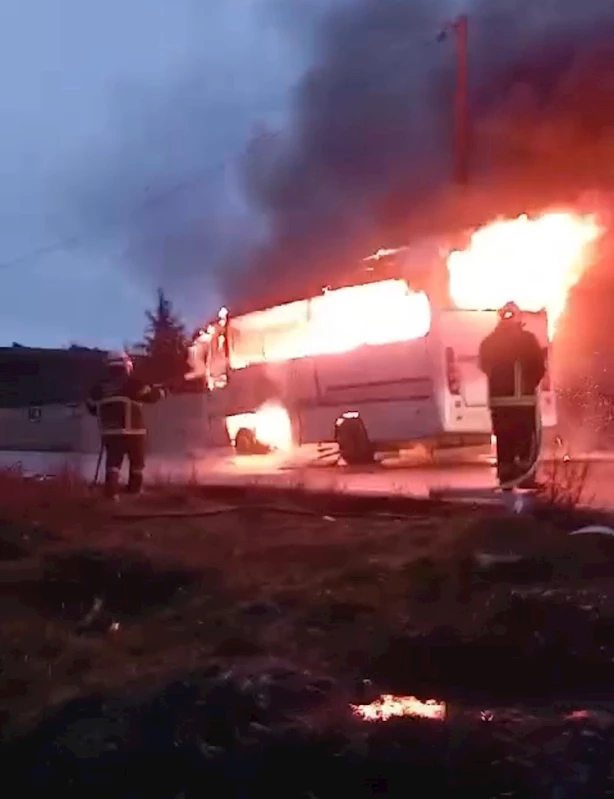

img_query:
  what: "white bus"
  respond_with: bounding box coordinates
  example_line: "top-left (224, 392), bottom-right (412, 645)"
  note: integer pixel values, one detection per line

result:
top-left (188, 278), bottom-right (556, 464)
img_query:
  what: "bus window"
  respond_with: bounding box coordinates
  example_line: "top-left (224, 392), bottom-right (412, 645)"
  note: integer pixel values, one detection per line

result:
top-left (208, 327), bottom-right (229, 390)
top-left (229, 321), bottom-right (265, 369)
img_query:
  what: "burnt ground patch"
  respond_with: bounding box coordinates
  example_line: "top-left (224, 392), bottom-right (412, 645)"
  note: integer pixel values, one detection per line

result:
top-left (12, 548), bottom-right (205, 623)
top-left (5, 665), bottom-right (614, 799)
top-left (366, 594), bottom-right (614, 703)
top-left (6, 476), bottom-right (614, 795)
top-left (198, 482), bottom-right (491, 521)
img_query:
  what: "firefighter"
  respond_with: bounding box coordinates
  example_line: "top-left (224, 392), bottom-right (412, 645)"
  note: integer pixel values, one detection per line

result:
top-left (478, 302), bottom-right (547, 489)
top-left (86, 351), bottom-right (166, 500)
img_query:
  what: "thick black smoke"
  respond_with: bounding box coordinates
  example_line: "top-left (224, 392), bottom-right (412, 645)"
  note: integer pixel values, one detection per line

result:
top-left (229, 0), bottom-right (614, 310)
top-left (76, 0), bottom-right (614, 320)
top-left (230, 0), bottom-right (456, 309)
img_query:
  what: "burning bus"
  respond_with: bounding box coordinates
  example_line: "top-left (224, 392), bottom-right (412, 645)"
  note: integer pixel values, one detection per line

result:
top-left (188, 210), bottom-right (601, 464)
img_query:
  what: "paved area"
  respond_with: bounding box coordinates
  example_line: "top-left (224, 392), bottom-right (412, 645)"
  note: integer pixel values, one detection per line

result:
top-left (1, 446), bottom-right (613, 509)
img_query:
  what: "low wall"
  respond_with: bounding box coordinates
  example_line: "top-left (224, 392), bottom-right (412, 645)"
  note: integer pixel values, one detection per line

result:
top-left (2, 391), bottom-right (614, 458)
top-left (0, 405), bottom-right (82, 452)
top-left (78, 394), bottom-right (219, 455)
top-left (144, 393), bottom-right (215, 455)
top-left (0, 394), bottom-right (220, 455)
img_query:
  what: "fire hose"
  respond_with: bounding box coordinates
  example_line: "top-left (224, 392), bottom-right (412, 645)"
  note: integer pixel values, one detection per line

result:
top-left (498, 399), bottom-right (543, 492)
top-left (429, 398), bottom-right (545, 508)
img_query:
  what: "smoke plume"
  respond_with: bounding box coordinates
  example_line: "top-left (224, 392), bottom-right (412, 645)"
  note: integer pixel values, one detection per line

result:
top-left (228, 0), bottom-right (614, 309)
top-left (77, 0), bottom-right (614, 318)
top-left (71, 0), bottom-right (324, 323)
top-left (230, 0), bottom-right (456, 308)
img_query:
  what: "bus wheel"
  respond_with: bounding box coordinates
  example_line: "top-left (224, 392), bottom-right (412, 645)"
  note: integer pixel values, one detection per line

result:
top-left (336, 417), bottom-right (375, 466)
top-left (235, 428), bottom-right (258, 455)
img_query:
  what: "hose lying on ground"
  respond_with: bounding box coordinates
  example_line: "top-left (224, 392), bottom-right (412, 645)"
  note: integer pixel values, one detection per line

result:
top-left (114, 407), bottom-right (546, 517)
top-left (569, 525), bottom-right (614, 537)
top-left (112, 502), bottom-right (432, 521)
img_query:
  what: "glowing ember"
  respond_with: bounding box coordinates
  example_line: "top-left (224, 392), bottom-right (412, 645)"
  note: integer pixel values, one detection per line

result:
top-left (351, 694), bottom-right (447, 722)
top-left (447, 211), bottom-right (602, 335)
top-left (226, 401), bottom-right (293, 452)
top-left (363, 246), bottom-right (408, 262)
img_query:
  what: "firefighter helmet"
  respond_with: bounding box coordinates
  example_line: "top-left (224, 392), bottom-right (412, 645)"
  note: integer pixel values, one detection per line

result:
top-left (106, 350), bottom-right (133, 374)
top-left (498, 301), bottom-right (521, 321)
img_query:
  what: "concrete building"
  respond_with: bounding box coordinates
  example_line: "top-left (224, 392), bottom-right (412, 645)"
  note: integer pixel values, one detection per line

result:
top-left (0, 345), bottom-right (215, 455)
top-left (0, 346), bottom-right (107, 452)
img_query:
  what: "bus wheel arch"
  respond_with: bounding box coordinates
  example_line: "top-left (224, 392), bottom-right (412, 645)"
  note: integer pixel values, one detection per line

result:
top-left (234, 427), bottom-right (271, 455)
top-left (335, 414), bottom-right (375, 465)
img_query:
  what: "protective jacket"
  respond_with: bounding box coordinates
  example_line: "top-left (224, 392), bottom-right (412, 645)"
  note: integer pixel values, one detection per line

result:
top-left (86, 376), bottom-right (165, 435)
top-left (478, 321), bottom-right (546, 407)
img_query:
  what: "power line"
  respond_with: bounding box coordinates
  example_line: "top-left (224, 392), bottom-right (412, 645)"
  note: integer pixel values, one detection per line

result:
top-left (0, 17), bottom-right (462, 276)
top-left (0, 161), bottom-right (227, 273)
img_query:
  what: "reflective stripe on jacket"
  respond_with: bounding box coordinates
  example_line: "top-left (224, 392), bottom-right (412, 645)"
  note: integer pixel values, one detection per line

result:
top-left (87, 378), bottom-right (165, 436)
top-left (96, 396), bottom-right (146, 435)
top-left (478, 321), bottom-right (546, 410)
top-left (488, 362), bottom-right (538, 408)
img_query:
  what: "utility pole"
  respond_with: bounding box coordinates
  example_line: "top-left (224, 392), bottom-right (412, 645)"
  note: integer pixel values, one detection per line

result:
top-left (453, 14), bottom-right (469, 186)
top-left (439, 15), bottom-right (470, 185)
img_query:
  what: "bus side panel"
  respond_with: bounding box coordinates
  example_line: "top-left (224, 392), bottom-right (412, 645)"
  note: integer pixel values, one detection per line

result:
top-left (298, 399), bottom-right (443, 447)
top-left (313, 339), bottom-right (432, 401)
top-left (206, 358), bottom-right (320, 446)
top-left (431, 309), bottom-right (556, 436)
top-left (208, 359), bottom-right (319, 416)
top-left (430, 310), bottom-right (496, 436)
top-left (519, 314), bottom-right (557, 429)
top-left (299, 339), bottom-right (443, 444)
top-left (206, 364), bottom-right (273, 418)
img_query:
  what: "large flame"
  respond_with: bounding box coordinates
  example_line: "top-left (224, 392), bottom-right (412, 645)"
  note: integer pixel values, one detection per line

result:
top-left (225, 401), bottom-right (293, 452)
top-left (308, 281), bottom-right (431, 354)
top-left (351, 694), bottom-right (447, 722)
top-left (447, 211), bottom-right (602, 334)
top-left (252, 402), bottom-right (293, 451)
top-left (228, 280), bottom-right (432, 370)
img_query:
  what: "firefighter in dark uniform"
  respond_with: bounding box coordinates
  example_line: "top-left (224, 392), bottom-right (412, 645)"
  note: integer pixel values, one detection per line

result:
top-left (86, 352), bottom-right (166, 500)
top-left (478, 302), bottom-right (547, 488)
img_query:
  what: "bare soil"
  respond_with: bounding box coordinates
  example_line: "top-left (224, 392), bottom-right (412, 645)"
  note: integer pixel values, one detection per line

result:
top-left (3, 468), bottom-right (614, 796)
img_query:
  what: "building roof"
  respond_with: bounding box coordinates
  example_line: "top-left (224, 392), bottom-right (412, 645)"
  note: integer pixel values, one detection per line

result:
top-left (0, 347), bottom-right (108, 408)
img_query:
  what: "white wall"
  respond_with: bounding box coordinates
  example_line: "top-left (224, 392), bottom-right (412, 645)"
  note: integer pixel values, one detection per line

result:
top-left (0, 394), bottom-right (219, 455)
top-left (0, 404), bottom-right (83, 451)
top-left (80, 394), bottom-right (218, 455)
top-left (143, 393), bottom-right (216, 455)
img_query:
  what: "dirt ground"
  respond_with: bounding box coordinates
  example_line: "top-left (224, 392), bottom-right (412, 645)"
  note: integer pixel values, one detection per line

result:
top-left (3, 466), bottom-right (614, 796)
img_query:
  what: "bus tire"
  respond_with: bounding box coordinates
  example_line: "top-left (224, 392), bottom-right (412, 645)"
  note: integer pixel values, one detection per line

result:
top-left (336, 417), bottom-right (375, 466)
top-left (235, 428), bottom-right (258, 455)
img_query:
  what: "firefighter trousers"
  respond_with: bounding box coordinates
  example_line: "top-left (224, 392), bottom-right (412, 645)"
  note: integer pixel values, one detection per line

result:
top-left (490, 406), bottom-right (537, 486)
top-left (102, 435), bottom-right (146, 498)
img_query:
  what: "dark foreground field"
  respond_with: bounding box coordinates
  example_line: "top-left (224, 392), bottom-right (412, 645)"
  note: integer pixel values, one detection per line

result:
top-left (3, 465), bottom-right (614, 796)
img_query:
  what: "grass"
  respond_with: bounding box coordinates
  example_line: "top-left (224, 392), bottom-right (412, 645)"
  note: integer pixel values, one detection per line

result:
top-left (0, 474), bottom-right (461, 725)
top-left (4, 467), bottom-right (614, 795)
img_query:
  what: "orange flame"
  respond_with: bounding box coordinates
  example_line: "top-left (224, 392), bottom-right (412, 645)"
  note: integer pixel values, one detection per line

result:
top-left (351, 694), bottom-right (447, 722)
top-left (252, 402), bottom-right (293, 451)
top-left (226, 401), bottom-right (293, 452)
top-left (308, 281), bottom-right (431, 354)
top-left (447, 211), bottom-right (602, 335)
top-left (228, 280), bottom-right (432, 370)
